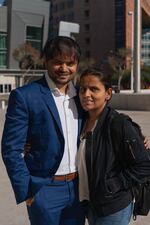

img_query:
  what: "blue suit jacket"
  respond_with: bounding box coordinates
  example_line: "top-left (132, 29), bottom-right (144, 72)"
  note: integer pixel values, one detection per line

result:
top-left (1, 76), bottom-right (84, 204)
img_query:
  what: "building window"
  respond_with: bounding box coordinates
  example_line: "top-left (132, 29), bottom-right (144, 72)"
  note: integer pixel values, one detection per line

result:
top-left (85, 37), bottom-right (90, 45)
top-left (0, 32), bottom-right (7, 49)
top-left (52, 4), bottom-right (58, 13)
top-left (115, 0), bottom-right (124, 48)
top-left (115, 0), bottom-right (124, 6)
top-left (52, 28), bottom-right (59, 37)
top-left (84, 24), bottom-right (90, 32)
top-left (67, 11), bottom-right (74, 21)
top-left (85, 50), bottom-right (90, 58)
top-left (67, 0), bottom-right (74, 8)
top-left (84, 10), bottom-right (90, 19)
top-left (60, 14), bottom-right (66, 21)
top-left (0, 84), bottom-right (12, 93)
top-left (0, 85), bottom-right (3, 93)
top-left (141, 28), bottom-right (150, 65)
top-left (0, 32), bottom-right (7, 68)
top-left (54, 17), bottom-right (59, 26)
top-left (0, 52), bottom-right (7, 69)
top-left (4, 84), bottom-right (11, 93)
top-left (26, 26), bottom-right (42, 51)
top-left (59, 1), bottom-right (65, 10)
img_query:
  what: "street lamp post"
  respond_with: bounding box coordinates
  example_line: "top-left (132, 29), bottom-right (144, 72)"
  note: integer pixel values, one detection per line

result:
top-left (128, 11), bottom-right (134, 91)
top-left (133, 0), bottom-right (141, 93)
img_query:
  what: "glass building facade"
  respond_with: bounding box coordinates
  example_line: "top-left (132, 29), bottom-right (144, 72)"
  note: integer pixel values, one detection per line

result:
top-left (141, 28), bottom-right (150, 65)
top-left (115, 0), bottom-right (125, 49)
top-left (26, 26), bottom-right (43, 51)
top-left (0, 32), bottom-right (7, 68)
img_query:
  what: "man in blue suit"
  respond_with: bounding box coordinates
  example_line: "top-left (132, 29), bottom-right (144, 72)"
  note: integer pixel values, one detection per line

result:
top-left (1, 36), bottom-right (85, 225)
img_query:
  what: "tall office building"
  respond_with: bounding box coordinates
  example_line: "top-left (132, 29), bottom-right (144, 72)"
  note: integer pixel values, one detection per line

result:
top-left (50, 0), bottom-right (115, 65)
top-left (141, 0), bottom-right (150, 65)
top-left (0, 0), bottom-right (50, 94)
top-left (0, 0), bottom-right (50, 69)
top-left (50, 0), bottom-right (150, 65)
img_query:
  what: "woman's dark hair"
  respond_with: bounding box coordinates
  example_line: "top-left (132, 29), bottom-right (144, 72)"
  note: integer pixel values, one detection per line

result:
top-left (80, 68), bottom-right (112, 90)
top-left (41, 36), bottom-right (81, 63)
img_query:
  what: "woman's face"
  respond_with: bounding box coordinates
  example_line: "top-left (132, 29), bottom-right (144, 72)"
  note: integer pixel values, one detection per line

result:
top-left (79, 75), bottom-right (112, 113)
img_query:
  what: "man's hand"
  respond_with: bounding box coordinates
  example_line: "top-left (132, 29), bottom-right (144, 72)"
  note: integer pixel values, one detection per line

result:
top-left (144, 137), bottom-right (150, 150)
top-left (26, 197), bottom-right (34, 206)
top-left (24, 143), bottom-right (31, 156)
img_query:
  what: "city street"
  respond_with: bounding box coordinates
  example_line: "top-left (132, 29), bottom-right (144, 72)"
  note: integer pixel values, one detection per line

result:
top-left (0, 109), bottom-right (150, 225)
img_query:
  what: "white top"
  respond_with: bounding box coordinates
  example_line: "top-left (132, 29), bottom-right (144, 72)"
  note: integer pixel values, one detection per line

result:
top-left (77, 136), bottom-right (90, 201)
top-left (45, 72), bottom-right (78, 175)
top-left (77, 121), bottom-right (97, 202)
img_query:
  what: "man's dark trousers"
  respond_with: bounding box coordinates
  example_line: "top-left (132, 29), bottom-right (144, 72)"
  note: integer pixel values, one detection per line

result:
top-left (27, 178), bottom-right (86, 225)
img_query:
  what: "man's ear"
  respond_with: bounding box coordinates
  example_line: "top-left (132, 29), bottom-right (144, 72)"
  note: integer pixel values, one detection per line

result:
top-left (106, 88), bottom-right (112, 101)
top-left (43, 56), bottom-right (47, 69)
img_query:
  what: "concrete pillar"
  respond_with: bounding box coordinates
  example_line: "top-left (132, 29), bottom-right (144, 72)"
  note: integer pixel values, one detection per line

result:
top-left (133, 0), bottom-right (141, 93)
top-left (2, 100), bottom-right (6, 109)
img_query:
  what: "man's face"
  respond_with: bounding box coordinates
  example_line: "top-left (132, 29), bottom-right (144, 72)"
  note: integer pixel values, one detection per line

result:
top-left (45, 54), bottom-right (78, 89)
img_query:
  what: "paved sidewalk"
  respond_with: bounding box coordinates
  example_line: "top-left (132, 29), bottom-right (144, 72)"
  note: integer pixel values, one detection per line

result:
top-left (0, 109), bottom-right (150, 225)
top-left (0, 109), bottom-right (29, 225)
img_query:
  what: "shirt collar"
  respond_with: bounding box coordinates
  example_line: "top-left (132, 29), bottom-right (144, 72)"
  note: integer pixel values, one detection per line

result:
top-left (45, 71), bottom-right (77, 99)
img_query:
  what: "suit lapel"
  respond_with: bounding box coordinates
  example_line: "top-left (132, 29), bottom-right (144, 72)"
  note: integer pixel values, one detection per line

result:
top-left (38, 76), bottom-right (63, 136)
top-left (37, 77), bottom-right (85, 139)
top-left (74, 95), bottom-right (85, 146)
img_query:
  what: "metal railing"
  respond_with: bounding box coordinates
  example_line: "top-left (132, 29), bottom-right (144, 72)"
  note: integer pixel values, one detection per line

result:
top-left (0, 69), bottom-right (45, 109)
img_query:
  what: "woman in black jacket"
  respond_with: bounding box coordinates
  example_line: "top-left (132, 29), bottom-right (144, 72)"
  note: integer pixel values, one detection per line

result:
top-left (77, 68), bottom-right (150, 225)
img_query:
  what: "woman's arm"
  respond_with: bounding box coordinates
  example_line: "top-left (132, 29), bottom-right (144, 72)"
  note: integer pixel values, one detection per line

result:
top-left (106, 115), bottom-right (150, 194)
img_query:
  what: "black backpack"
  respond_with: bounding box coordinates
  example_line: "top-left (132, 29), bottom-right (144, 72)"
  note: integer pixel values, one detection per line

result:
top-left (132, 180), bottom-right (150, 220)
top-left (119, 113), bottom-right (150, 220)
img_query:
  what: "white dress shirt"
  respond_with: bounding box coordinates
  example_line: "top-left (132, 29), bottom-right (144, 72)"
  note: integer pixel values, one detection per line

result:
top-left (45, 72), bottom-right (78, 175)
